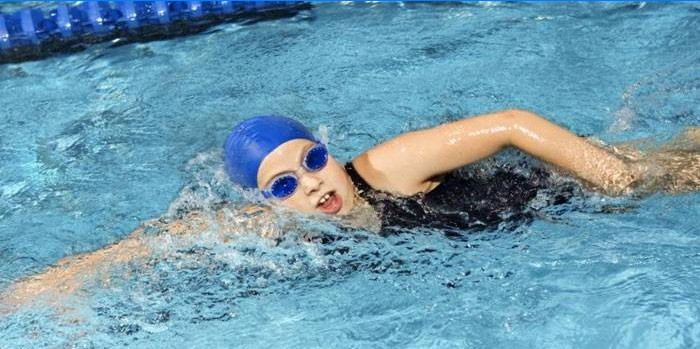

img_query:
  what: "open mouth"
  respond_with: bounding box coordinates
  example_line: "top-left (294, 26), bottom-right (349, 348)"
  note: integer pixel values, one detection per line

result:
top-left (317, 191), bottom-right (342, 214)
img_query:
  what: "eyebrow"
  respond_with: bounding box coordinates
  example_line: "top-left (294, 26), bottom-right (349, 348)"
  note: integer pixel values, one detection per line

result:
top-left (262, 143), bottom-right (314, 188)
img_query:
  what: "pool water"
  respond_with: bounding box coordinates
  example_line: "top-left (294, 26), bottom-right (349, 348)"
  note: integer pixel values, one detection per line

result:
top-left (1, 2), bottom-right (699, 348)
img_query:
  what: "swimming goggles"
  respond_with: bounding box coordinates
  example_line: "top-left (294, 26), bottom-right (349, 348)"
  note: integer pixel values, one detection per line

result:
top-left (262, 142), bottom-right (329, 200)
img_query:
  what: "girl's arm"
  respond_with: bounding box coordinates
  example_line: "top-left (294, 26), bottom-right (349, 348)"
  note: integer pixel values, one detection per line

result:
top-left (0, 205), bottom-right (277, 313)
top-left (352, 109), bottom-right (640, 196)
top-left (0, 227), bottom-right (151, 313)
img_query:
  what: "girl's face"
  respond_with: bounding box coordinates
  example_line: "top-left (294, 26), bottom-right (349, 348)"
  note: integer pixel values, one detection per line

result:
top-left (256, 139), bottom-right (356, 215)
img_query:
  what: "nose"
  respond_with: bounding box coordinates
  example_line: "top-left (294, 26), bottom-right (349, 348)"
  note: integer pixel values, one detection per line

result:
top-left (299, 172), bottom-right (323, 196)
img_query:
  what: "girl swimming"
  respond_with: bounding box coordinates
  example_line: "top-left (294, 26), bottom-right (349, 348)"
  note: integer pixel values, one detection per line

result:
top-left (224, 109), bottom-right (697, 231)
top-left (2, 109), bottom-right (698, 312)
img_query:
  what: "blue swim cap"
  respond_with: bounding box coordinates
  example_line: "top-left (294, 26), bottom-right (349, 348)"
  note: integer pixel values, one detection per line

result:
top-left (224, 115), bottom-right (316, 188)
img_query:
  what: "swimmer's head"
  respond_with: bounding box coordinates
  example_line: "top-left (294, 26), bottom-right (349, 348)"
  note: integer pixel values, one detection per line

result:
top-left (225, 115), bottom-right (356, 215)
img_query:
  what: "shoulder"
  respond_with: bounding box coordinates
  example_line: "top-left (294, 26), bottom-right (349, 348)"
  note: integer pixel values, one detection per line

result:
top-left (350, 153), bottom-right (442, 196)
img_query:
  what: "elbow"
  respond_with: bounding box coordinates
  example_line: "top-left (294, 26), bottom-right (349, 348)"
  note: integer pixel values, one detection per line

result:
top-left (499, 109), bottom-right (536, 145)
top-left (503, 108), bottom-right (538, 121)
top-left (502, 107), bottom-right (547, 127)
top-left (499, 109), bottom-right (534, 129)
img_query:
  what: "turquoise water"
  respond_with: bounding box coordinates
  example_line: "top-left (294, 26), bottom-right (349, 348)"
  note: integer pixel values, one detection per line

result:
top-left (1, 2), bottom-right (699, 348)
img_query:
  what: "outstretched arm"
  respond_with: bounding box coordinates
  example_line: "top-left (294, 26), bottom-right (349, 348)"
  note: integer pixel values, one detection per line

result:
top-left (0, 205), bottom-right (279, 313)
top-left (353, 109), bottom-right (640, 195)
top-left (0, 227), bottom-right (151, 313)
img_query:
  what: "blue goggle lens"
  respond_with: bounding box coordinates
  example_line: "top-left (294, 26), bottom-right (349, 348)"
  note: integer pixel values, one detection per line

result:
top-left (304, 144), bottom-right (328, 171)
top-left (267, 174), bottom-right (298, 199)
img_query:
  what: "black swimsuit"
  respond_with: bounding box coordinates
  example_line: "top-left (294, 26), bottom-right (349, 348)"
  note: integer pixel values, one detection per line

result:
top-left (344, 161), bottom-right (579, 235)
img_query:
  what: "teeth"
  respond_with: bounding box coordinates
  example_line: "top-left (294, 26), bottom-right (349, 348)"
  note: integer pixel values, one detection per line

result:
top-left (319, 193), bottom-right (331, 205)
